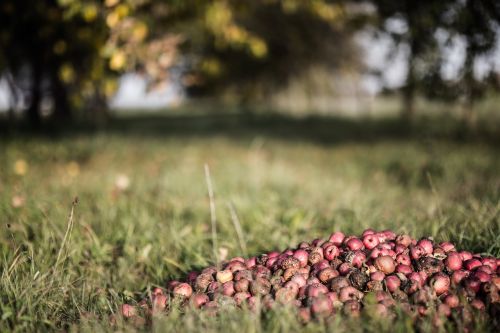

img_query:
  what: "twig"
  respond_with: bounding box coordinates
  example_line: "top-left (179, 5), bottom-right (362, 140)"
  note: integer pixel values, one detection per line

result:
top-left (204, 164), bottom-right (219, 266)
top-left (227, 201), bottom-right (247, 257)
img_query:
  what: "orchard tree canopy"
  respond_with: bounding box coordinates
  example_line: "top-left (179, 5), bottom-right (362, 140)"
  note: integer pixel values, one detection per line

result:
top-left (0, 0), bottom-right (358, 124)
top-left (0, 0), bottom-right (499, 126)
top-left (370, 0), bottom-right (500, 120)
top-left (0, 0), bottom-right (176, 124)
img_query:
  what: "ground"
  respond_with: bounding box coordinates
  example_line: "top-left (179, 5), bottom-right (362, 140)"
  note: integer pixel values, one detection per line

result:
top-left (0, 111), bottom-right (499, 332)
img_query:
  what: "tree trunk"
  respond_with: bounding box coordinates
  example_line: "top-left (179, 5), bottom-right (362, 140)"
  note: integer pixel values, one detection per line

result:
top-left (50, 66), bottom-right (72, 122)
top-left (462, 96), bottom-right (476, 130)
top-left (27, 61), bottom-right (42, 128)
top-left (87, 83), bottom-right (110, 127)
top-left (462, 49), bottom-right (477, 130)
top-left (402, 42), bottom-right (416, 121)
top-left (5, 71), bottom-right (18, 124)
top-left (402, 83), bottom-right (415, 120)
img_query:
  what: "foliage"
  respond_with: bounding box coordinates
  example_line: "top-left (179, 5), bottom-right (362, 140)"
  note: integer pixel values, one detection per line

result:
top-left (0, 0), bottom-right (359, 122)
top-left (182, 0), bottom-right (358, 100)
top-left (0, 0), bottom-right (499, 124)
top-left (370, 0), bottom-right (500, 117)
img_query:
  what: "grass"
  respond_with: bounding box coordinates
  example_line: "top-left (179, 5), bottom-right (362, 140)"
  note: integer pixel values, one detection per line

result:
top-left (0, 111), bottom-right (499, 332)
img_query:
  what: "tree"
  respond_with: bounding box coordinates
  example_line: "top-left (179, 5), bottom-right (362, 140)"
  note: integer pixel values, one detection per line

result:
top-left (371, 0), bottom-right (450, 119)
top-left (0, 0), bottom-right (164, 126)
top-left (180, 0), bottom-right (359, 103)
top-left (0, 1), bottom-right (110, 126)
top-left (371, 0), bottom-right (500, 123)
top-left (1, 0), bottom-right (362, 126)
top-left (447, 0), bottom-right (500, 127)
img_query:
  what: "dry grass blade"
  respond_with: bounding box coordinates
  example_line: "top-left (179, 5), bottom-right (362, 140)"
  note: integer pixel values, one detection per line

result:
top-left (227, 201), bottom-right (248, 257)
top-left (55, 197), bottom-right (78, 269)
top-left (204, 164), bottom-right (219, 266)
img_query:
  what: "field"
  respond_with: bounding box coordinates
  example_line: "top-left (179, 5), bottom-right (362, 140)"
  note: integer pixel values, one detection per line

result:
top-left (1, 112), bottom-right (499, 332)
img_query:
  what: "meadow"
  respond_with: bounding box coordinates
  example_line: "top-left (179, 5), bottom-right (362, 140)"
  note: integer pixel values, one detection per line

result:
top-left (1, 111), bottom-right (499, 332)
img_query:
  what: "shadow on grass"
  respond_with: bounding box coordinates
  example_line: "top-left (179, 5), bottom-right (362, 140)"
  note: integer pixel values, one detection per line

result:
top-left (1, 110), bottom-right (499, 147)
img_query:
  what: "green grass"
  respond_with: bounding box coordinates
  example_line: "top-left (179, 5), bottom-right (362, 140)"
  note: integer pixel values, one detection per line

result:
top-left (0, 112), bottom-right (499, 332)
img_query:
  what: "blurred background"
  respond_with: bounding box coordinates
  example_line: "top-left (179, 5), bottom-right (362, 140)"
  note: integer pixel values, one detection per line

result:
top-left (1, 2), bottom-right (500, 330)
top-left (0, 0), bottom-right (499, 126)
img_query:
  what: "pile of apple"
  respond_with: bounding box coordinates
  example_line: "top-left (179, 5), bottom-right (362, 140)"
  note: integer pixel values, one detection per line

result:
top-left (120, 229), bottom-right (499, 326)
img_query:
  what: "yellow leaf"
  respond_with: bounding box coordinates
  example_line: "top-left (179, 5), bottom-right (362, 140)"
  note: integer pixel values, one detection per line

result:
top-left (115, 4), bottom-right (129, 18)
top-left (249, 38), bottom-right (268, 58)
top-left (105, 0), bottom-right (120, 7)
top-left (132, 21), bottom-right (148, 42)
top-left (206, 2), bottom-right (232, 32)
top-left (106, 12), bottom-right (119, 28)
top-left (282, 0), bottom-right (299, 13)
top-left (59, 64), bottom-right (75, 83)
top-left (103, 79), bottom-right (118, 96)
top-left (311, 1), bottom-right (341, 22)
top-left (82, 4), bottom-right (98, 22)
top-left (201, 58), bottom-right (221, 76)
top-left (109, 51), bottom-right (126, 70)
top-left (13, 159), bottom-right (28, 176)
top-left (66, 161), bottom-right (80, 177)
top-left (224, 25), bottom-right (247, 44)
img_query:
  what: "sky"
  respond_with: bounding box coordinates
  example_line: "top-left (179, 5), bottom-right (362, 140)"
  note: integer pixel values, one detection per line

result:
top-left (109, 72), bottom-right (184, 109)
top-left (357, 27), bottom-right (500, 95)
